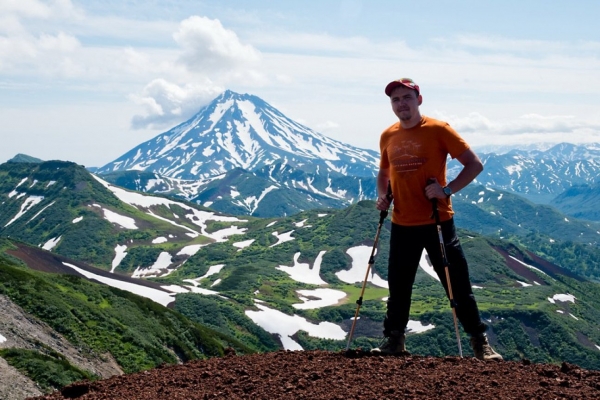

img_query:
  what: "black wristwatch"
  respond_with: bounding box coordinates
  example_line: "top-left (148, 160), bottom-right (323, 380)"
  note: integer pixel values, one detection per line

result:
top-left (442, 186), bottom-right (453, 197)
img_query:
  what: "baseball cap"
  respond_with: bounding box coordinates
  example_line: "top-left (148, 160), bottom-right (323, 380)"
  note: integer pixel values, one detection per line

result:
top-left (384, 78), bottom-right (420, 96)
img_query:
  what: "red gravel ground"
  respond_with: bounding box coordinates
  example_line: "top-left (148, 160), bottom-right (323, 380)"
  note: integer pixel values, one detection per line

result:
top-left (31, 350), bottom-right (600, 400)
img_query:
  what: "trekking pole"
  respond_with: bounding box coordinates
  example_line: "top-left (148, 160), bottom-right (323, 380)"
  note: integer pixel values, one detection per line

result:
top-left (345, 182), bottom-right (392, 352)
top-left (427, 179), bottom-right (463, 358)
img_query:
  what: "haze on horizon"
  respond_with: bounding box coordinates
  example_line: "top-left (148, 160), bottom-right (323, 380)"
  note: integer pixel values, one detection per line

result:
top-left (1, 0), bottom-right (599, 167)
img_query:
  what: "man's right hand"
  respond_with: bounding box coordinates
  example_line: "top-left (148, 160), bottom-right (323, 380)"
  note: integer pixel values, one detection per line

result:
top-left (376, 195), bottom-right (391, 211)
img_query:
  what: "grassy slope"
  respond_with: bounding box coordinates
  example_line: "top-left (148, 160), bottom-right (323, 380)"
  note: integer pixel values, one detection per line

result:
top-left (0, 247), bottom-right (254, 392)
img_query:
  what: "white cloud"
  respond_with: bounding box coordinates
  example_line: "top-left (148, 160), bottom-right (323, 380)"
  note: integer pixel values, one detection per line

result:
top-left (445, 112), bottom-right (585, 134)
top-left (316, 120), bottom-right (340, 131)
top-left (0, 30), bottom-right (82, 75)
top-left (435, 111), bottom-right (600, 146)
top-left (0, 0), bottom-right (52, 18)
top-left (129, 16), bottom-right (266, 129)
top-left (174, 16), bottom-right (260, 73)
top-left (130, 78), bottom-right (224, 129)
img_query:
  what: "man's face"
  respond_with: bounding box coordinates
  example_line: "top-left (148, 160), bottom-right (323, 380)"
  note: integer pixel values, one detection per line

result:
top-left (389, 86), bottom-right (421, 122)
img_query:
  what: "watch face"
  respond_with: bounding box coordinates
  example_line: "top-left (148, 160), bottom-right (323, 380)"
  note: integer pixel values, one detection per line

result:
top-left (443, 187), bottom-right (452, 196)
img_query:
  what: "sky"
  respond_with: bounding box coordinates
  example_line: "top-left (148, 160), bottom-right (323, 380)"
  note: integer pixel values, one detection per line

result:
top-left (1, 0), bottom-right (600, 167)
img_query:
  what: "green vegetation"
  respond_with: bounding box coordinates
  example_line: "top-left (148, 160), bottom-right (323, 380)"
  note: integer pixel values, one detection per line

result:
top-left (174, 293), bottom-right (280, 352)
top-left (0, 348), bottom-right (95, 393)
top-left (2, 159), bottom-right (600, 377)
top-left (0, 256), bottom-right (251, 381)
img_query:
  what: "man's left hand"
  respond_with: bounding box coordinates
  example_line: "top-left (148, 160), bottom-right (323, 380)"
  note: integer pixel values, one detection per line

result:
top-left (425, 177), bottom-right (446, 200)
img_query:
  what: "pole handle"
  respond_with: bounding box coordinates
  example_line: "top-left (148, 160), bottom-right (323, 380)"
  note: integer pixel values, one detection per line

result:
top-left (379, 181), bottom-right (393, 223)
top-left (426, 178), bottom-right (441, 224)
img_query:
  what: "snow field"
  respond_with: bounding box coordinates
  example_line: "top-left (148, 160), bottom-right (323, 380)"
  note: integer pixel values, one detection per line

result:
top-left (111, 245), bottom-right (128, 272)
top-left (245, 301), bottom-right (346, 350)
top-left (42, 236), bottom-right (61, 251)
top-left (62, 262), bottom-right (176, 307)
top-left (270, 230), bottom-right (295, 247)
top-left (132, 252), bottom-right (173, 278)
top-left (232, 239), bottom-right (255, 251)
top-left (276, 251), bottom-right (327, 285)
top-left (103, 208), bottom-right (138, 229)
top-left (4, 196), bottom-right (44, 227)
top-left (293, 288), bottom-right (347, 310)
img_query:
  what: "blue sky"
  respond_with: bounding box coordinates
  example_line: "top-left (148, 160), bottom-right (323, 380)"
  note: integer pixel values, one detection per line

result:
top-left (1, 0), bottom-right (600, 166)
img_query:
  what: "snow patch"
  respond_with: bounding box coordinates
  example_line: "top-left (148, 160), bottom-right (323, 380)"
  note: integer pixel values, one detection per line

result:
top-left (72, 216), bottom-right (83, 223)
top-left (152, 237), bottom-right (168, 244)
top-left (550, 293), bottom-right (576, 303)
top-left (177, 244), bottom-right (205, 257)
top-left (245, 301), bottom-right (346, 350)
top-left (111, 245), bottom-right (128, 272)
top-left (294, 219), bottom-right (308, 227)
top-left (42, 236), bottom-right (61, 251)
top-left (270, 230), bottom-right (295, 247)
top-left (335, 246), bottom-right (388, 288)
top-left (183, 264), bottom-right (225, 287)
top-left (27, 200), bottom-right (55, 223)
top-left (160, 285), bottom-right (190, 294)
top-left (8, 177), bottom-right (28, 197)
top-left (406, 320), bottom-right (435, 334)
top-left (418, 250), bottom-right (440, 282)
top-left (509, 256), bottom-right (548, 276)
top-left (209, 225), bottom-right (248, 242)
top-left (132, 252), bottom-right (173, 278)
top-left (233, 239), bottom-right (255, 251)
top-left (62, 262), bottom-right (175, 307)
top-left (293, 288), bottom-right (347, 310)
top-left (277, 251), bottom-right (327, 285)
top-left (4, 196), bottom-right (44, 226)
top-left (103, 209), bottom-right (138, 229)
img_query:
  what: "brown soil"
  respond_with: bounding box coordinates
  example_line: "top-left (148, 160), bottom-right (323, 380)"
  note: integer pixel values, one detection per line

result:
top-left (31, 350), bottom-right (600, 400)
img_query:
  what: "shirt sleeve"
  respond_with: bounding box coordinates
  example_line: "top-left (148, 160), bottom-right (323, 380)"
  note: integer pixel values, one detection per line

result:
top-left (443, 123), bottom-right (470, 159)
top-left (379, 135), bottom-right (390, 169)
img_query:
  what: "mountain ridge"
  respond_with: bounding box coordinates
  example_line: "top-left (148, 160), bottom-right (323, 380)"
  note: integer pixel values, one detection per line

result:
top-left (98, 90), bottom-right (379, 180)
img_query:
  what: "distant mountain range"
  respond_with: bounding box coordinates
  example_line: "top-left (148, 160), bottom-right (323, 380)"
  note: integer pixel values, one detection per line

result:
top-left (88, 90), bottom-right (600, 220)
top-left (461, 142), bottom-right (600, 204)
top-left (551, 182), bottom-right (600, 221)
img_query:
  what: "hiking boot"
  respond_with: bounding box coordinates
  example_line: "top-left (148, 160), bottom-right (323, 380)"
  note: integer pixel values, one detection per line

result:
top-left (470, 334), bottom-right (503, 361)
top-left (371, 331), bottom-right (407, 355)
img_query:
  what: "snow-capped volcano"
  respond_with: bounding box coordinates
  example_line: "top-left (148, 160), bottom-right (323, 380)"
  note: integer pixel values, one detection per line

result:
top-left (98, 90), bottom-right (379, 180)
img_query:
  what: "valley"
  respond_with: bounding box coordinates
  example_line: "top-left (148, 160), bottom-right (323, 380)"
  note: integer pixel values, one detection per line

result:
top-left (0, 90), bottom-right (599, 398)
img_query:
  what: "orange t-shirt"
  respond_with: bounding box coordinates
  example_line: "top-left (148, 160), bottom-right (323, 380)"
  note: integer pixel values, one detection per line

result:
top-left (379, 116), bottom-right (469, 226)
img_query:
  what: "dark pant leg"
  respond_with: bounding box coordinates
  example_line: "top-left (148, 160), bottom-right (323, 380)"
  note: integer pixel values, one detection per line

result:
top-left (383, 223), bottom-right (424, 336)
top-left (424, 219), bottom-right (487, 336)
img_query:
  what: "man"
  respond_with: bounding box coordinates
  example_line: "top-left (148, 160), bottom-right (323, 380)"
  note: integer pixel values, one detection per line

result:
top-left (372, 78), bottom-right (502, 361)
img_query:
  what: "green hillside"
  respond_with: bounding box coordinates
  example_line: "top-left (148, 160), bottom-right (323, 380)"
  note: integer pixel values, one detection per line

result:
top-left (1, 159), bottom-right (600, 394)
top-left (0, 160), bottom-right (249, 270)
top-left (0, 240), bottom-right (253, 392)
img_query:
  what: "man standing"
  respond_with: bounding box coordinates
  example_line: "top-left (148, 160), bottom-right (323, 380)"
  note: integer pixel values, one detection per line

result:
top-left (372, 78), bottom-right (502, 361)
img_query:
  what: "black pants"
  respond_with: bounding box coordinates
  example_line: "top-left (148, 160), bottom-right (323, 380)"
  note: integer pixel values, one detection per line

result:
top-left (383, 218), bottom-right (487, 336)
